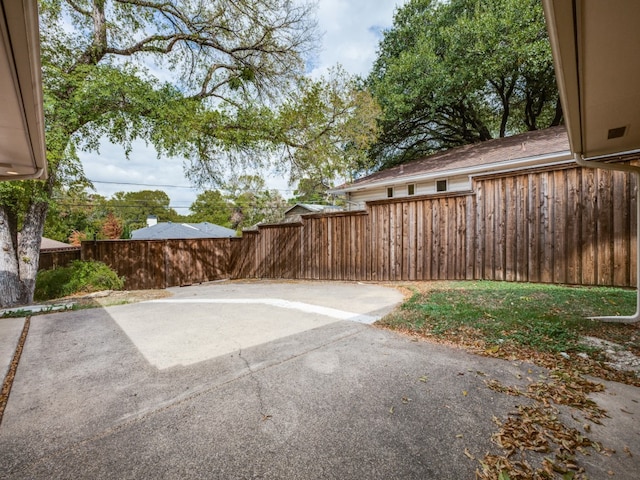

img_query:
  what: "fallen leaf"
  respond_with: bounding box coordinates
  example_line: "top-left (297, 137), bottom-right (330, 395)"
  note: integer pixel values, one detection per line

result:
top-left (462, 390), bottom-right (468, 396)
top-left (464, 448), bottom-right (475, 460)
top-left (624, 446), bottom-right (632, 457)
top-left (419, 375), bottom-right (428, 383)
top-left (402, 396), bottom-right (411, 404)
top-left (456, 434), bottom-right (464, 439)
top-left (389, 406), bottom-right (394, 414)
top-left (485, 345), bottom-right (500, 354)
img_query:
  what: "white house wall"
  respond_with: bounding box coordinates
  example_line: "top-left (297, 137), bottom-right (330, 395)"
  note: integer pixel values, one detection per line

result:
top-left (347, 174), bottom-right (472, 208)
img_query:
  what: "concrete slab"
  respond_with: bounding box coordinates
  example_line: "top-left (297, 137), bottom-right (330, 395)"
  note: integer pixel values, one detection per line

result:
top-left (0, 281), bottom-right (637, 479)
top-left (166, 280), bottom-right (404, 319)
top-left (0, 317), bottom-right (24, 380)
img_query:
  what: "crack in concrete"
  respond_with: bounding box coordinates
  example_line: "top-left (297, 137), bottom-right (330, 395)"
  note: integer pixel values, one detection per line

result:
top-left (8, 328), bottom-right (363, 476)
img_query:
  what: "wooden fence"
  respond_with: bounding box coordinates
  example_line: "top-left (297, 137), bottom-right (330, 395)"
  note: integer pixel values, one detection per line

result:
top-left (78, 163), bottom-right (638, 290)
top-left (39, 247), bottom-right (81, 271)
top-left (231, 163), bottom-right (637, 287)
top-left (82, 238), bottom-right (231, 290)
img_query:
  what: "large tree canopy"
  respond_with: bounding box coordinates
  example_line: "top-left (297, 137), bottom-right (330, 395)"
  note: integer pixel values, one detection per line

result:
top-left (367, 0), bottom-right (562, 168)
top-left (1, 0), bottom-right (326, 307)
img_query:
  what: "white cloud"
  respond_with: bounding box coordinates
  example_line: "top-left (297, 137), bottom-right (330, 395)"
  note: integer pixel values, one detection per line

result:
top-left (79, 0), bottom-right (406, 210)
top-left (309, 0), bottom-right (403, 78)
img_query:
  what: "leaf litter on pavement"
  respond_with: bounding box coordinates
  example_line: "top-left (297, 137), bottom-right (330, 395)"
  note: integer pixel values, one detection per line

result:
top-left (376, 281), bottom-right (639, 479)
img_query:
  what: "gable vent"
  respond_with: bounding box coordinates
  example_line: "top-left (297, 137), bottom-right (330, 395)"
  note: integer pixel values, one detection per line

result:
top-left (607, 126), bottom-right (627, 139)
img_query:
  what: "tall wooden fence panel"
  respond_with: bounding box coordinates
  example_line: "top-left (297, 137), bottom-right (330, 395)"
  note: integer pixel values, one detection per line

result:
top-left (38, 247), bottom-right (81, 271)
top-left (233, 163), bottom-right (637, 287)
top-left (78, 163), bottom-right (638, 289)
top-left (82, 238), bottom-right (231, 290)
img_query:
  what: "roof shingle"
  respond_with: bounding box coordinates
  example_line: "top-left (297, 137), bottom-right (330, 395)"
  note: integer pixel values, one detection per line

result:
top-left (341, 126), bottom-right (570, 189)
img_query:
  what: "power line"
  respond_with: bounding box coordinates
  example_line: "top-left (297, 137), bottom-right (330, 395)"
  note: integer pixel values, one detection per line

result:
top-left (54, 202), bottom-right (193, 210)
top-left (88, 179), bottom-right (195, 189)
top-left (86, 179), bottom-right (297, 192)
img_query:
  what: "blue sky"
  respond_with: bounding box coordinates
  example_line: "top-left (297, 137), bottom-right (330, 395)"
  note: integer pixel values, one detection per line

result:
top-left (80, 0), bottom-right (406, 213)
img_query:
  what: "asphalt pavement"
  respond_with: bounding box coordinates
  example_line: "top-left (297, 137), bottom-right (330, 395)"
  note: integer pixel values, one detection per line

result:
top-left (0, 280), bottom-right (638, 479)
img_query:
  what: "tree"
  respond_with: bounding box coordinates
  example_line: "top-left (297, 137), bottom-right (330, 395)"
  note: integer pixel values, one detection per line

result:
top-left (188, 191), bottom-right (232, 227)
top-left (100, 212), bottom-right (124, 239)
top-left (107, 190), bottom-right (180, 232)
top-left (218, 175), bottom-right (287, 229)
top-left (290, 178), bottom-right (330, 204)
top-left (0, 0), bottom-right (317, 307)
top-left (44, 188), bottom-right (108, 242)
top-left (182, 67), bottom-right (382, 189)
top-left (367, 0), bottom-right (562, 168)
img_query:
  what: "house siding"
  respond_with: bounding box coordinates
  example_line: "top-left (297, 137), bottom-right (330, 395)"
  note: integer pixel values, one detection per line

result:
top-left (348, 174), bottom-right (472, 206)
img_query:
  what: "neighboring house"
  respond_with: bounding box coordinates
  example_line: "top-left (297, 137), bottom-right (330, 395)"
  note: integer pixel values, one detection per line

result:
top-left (131, 222), bottom-right (237, 240)
top-left (40, 237), bottom-right (74, 251)
top-left (283, 203), bottom-right (343, 222)
top-left (38, 237), bottom-right (81, 271)
top-left (330, 127), bottom-right (572, 209)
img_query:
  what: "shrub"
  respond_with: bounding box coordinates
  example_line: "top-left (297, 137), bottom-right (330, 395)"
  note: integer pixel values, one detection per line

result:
top-left (35, 260), bottom-right (124, 300)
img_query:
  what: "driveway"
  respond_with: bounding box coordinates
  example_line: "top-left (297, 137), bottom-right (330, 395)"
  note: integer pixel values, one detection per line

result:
top-left (0, 281), bottom-right (638, 479)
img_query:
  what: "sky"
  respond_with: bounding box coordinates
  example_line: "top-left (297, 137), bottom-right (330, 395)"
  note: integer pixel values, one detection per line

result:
top-left (79, 0), bottom-right (406, 214)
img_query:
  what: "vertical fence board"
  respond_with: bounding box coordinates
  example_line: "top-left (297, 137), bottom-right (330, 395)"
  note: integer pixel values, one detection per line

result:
top-left (494, 178), bottom-right (505, 281)
top-left (553, 169), bottom-right (567, 284)
top-left (565, 169), bottom-right (581, 284)
top-left (631, 166), bottom-right (638, 286)
top-left (613, 172), bottom-right (630, 285)
top-left (527, 175), bottom-right (540, 282)
top-left (581, 168), bottom-right (597, 284)
top-left (597, 170), bottom-right (613, 285)
top-left (540, 173), bottom-right (553, 283)
top-left (475, 182), bottom-right (485, 279)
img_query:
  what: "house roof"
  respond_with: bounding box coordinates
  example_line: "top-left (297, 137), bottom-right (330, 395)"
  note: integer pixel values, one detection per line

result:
top-left (543, 1), bottom-right (640, 161)
top-left (284, 203), bottom-right (332, 215)
top-left (331, 126), bottom-right (571, 194)
top-left (130, 222), bottom-right (236, 240)
top-left (0, 0), bottom-right (47, 180)
top-left (40, 237), bottom-right (74, 250)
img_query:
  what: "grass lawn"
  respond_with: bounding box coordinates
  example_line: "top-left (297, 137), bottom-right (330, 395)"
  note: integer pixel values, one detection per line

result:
top-left (379, 281), bottom-right (639, 384)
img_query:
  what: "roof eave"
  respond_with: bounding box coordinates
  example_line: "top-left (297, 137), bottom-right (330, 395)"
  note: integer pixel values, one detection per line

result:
top-left (330, 151), bottom-right (574, 194)
top-left (0, 0), bottom-right (47, 181)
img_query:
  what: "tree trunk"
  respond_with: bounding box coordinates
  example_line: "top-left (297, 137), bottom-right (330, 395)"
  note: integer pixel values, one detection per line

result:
top-left (0, 199), bottom-right (49, 308)
top-left (0, 205), bottom-right (23, 307)
top-left (18, 201), bottom-right (49, 305)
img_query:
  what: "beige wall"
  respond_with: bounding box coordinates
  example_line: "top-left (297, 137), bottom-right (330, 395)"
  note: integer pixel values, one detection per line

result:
top-left (347, 174), bottom-right (471, 209)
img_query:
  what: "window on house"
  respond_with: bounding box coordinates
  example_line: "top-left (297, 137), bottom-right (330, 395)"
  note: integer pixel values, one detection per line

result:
top-left (387, 187), bottom-right (394, 198)
top-left (407, 184), bottom-right (415, 195)
top-left (436, 179), bottom-right (447, 192)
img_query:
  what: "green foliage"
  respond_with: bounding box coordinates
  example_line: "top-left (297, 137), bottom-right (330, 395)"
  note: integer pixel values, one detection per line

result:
top-left (35, 261), bottom-right (124, 300)
top-left (381, 282), bottom-right (637, 353)
top-left (221, 175), bottom-right (288, 229)
top-left (44, 189), bottom-right (108, 242)
top-left (183, 67), bottom-right (382, 188)
top-left (274, 67), bottom-right (381, 184)
top-left (188, 191), bottom-right (233, 227)
top-left (368, 0), bottom-right (561, 168)
top-left (106, 190), bottom-right (181, 232)
top-left (290, 178), bottom-right (330, 204)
